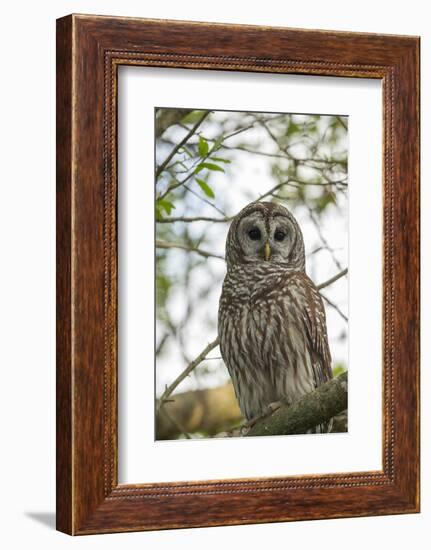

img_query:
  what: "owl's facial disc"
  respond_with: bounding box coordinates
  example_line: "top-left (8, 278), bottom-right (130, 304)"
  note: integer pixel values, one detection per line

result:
top-left (267, 215), bottom-right (297, 264)
top-left (237, 212), bottom-right (268, 262)
top-left (236, 210), bottom-right (299, 265)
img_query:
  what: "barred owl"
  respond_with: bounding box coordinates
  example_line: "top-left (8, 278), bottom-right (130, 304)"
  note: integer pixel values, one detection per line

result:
top-left (218, 201), bottom-right (333, 433)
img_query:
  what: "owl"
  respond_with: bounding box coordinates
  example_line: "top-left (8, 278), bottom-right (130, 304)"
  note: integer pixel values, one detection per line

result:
top-left (218, 201), bottom-right (333, 433)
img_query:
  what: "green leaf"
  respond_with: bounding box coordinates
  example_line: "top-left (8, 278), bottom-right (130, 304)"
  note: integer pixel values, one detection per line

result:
top-left (156, 271), bottom-right (172, 313)
top-left (181, 110), bottom-right (207, 124)
top-left (286, 122), bottom-right (301, 136)
top-left (211, 135), bottom-right (224, 151)
top-left (314, 190), bottom-right (336, 214)
top-left (306, 122), bottom-right (317, 135)
top-left (196, 178), bottom-right (215, 199)
top-left (195, 162), bottom-right (225, 174)
top-left (155, 205), bottom-right (163, 220)
top-left (198, 136), bottom-right (209, 157)
top-left (332, 364), bottom-right (347, 378)
top-left (209, 156), bottom-right (231, 163)
top-left (156, 199), bottom-right (176, 216)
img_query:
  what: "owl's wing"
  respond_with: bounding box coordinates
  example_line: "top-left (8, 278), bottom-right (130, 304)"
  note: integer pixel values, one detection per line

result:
top-left (290, 273), bottom-right (333, 388)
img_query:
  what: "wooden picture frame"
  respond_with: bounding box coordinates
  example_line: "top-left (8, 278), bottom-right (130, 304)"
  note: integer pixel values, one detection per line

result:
top-left (56, 14), bottom-right (420, 535)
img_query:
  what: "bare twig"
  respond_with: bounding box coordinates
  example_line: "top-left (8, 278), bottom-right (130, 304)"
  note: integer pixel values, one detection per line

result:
top-left (158, 171), bottom-right (227, 214)
top-left (156, 111), bottom-right (211, 179)
top-left (336, 116), bottom-right (348, 131)
top-left (182, 184), bottom-right (227, 216)
top-left (205, 114), bottom-right (286, 145)
top-left (260, 119), bottom-right (286, 153)
top-left (317, 268), bottom-right (348, 290)
top-left (157, 338), bottom-right (220, 411)
top-left (258, 119), bottom-right (347, 188)
top-left (156, 332), bottom-right (169, 355)
top-left (158, 161), bottom-right (203, 199)
top-left (257, 178), bottom-right (346, 205)
top-left (218, 143), bottom-right (347, 169)
top-left (156, 240), bottom-right (224, 260)
top-left (271, 180), bottom-right (347, 196)
top-left (307, 206), bottom-right (343, 271)
top-left (156, 215), bottom-right (231, 224)
top-left (321, 293), bottom-right (348, 322)
top-left (155, 108), bottom-right (195, 138)
top-left (258, 180), bottom-right (291, 201)
top-left (307, 245), bottom-right (343, 258)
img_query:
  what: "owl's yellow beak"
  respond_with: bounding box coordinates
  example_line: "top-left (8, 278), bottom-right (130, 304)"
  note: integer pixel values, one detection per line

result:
top-left (264, 241), bottom-right (271, 261)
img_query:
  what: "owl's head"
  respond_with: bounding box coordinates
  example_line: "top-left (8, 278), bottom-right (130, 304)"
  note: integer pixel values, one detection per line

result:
top-left (225, 201), bottom-right (305, 271)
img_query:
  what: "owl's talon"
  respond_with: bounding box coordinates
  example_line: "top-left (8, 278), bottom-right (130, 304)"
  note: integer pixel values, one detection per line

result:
top-left (266, 400), bottom-right (285, 414)
top-left (241, 401), bottom-right (286, 434)
top-left (240, 425), bottom-right (251, 436)
top-left (241, 415), bottom-right (260, 431)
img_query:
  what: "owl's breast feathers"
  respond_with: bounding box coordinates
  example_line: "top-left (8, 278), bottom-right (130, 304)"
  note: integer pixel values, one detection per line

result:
top-left (218, 264), bottom-right (332, 421)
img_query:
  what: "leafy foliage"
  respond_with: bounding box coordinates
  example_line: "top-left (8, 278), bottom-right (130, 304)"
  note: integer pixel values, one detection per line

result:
top-left (195, 178), bottom-right (215, 199)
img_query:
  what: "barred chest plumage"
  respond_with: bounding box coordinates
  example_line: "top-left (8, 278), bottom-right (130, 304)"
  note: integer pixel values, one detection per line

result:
top-left (218, 263), bottom-right (316, 421)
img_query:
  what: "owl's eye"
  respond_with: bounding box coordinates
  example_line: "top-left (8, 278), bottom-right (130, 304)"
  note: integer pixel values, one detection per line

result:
top-left (248, 227), bottom-right (261, 241)
top-left (274, 229), bottom-right (286, 242)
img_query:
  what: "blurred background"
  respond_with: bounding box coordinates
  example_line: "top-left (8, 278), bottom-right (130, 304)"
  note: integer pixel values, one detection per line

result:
top-left (155, 108), bottom-right (348, 439)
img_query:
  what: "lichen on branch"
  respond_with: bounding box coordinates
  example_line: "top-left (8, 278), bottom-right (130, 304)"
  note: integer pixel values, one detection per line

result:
top-left (246, 372), bottom-right (348, 437)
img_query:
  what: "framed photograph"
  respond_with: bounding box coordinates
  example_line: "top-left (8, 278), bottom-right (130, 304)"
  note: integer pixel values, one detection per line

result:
top-left (56, 14), bottom-right (420, 535)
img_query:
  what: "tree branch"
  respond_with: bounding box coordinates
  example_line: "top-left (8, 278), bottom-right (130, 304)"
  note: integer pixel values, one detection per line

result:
top-left (336, 116), bottom-right (348, 131)
top-left (218, 143), bottom-right (347, 169)
top-left (246, 372), bottom-right (348, 436)
top-left (157, 337), bottom-right (220, 411)
top-left (181, 184), bottom-right (227, 216)
top-left (155, 108), bottom-right (195, 138)
top-left (307, 205), bottom-right (343, 271)
top-left (321, 292), bottom-right (348, 322)
top-left (156, 111), bottom-right (211, 179)
top-left (256, 178), bottom-right (346, 205)
top-left (257, 180), bottom-right (291, 201)
top-left (156, 215), bottom-right (231, 224)
top-left (317, 267), bottom-right (348, 290)
top-left (156, 240), bottom-right (224, 260)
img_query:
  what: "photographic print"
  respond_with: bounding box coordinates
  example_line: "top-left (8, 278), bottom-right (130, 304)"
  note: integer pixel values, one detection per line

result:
top-left (155, 107), bottom-right (348, 440)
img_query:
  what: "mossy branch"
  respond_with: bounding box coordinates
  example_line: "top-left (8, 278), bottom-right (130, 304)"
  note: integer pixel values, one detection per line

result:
top-left (246, 372), bottom-right (348, 437)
